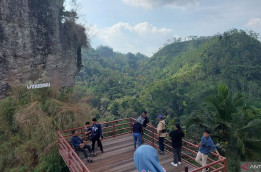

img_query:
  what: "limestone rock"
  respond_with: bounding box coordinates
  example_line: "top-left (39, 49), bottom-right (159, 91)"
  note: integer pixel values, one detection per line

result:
top-left (0, 0), bottom-right (85, 98)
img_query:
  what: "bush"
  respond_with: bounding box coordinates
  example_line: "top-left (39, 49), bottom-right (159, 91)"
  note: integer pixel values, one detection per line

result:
top-left (0, 97), bottom-right (18, 129)
top-left (35, 147), bottom-right (69, 172)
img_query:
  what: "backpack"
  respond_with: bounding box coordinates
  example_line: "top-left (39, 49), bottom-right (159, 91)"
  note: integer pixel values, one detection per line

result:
top-left (91, 124), bottom-right (99, 136)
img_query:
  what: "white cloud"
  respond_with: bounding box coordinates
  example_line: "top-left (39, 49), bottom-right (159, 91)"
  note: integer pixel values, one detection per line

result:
top-left (246, 18), bottom-right (261, 27)
top-left (89, 22), bottom-right (176, 56)
top-left (245, 18), bottom-right (261, 34)
top-left (122, 0), bottom-right (198, 9)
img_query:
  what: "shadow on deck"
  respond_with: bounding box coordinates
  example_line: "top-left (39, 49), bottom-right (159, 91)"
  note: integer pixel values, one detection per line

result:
top-left (58, 118), bottom-right (227, 172)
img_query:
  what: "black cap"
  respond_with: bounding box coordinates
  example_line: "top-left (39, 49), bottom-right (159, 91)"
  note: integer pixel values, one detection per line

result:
top-left (92, 118), bottom-right (97, 122)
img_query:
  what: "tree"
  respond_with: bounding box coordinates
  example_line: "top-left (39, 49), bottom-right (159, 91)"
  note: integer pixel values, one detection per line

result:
top-left (186, 84), bottom-right (261, 171)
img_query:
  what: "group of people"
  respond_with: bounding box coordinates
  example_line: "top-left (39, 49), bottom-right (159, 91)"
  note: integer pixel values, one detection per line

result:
top-left (70, 112), bottom-right (222, 172)
top-left (133, 111), bottom-right (222, 172)
top-left (70, 118), bottom-right (103, 163)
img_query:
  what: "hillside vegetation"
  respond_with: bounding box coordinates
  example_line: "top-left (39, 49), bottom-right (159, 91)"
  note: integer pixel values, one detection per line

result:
top-left (76, 29), bottom-right (261, 121)
top-left (0, 88), bottom-right (97, 171)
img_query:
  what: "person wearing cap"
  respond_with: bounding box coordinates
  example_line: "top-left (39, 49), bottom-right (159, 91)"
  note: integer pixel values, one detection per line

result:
top-left (195, 128), bottom-right (222, 172)
top-left (169, 122), bottom-right (184, 167)
top-left (157, 115), bottom-right (167, 154)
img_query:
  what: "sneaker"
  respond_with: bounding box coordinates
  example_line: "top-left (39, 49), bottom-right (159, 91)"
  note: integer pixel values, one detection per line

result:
top-left (171, 162), bottom-right (178, 167)
top-left (178, 162), bottom-right (181, 164)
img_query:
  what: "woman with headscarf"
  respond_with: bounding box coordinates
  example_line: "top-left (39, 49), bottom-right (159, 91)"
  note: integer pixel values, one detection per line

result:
top-left (134, 145), bottom-right (166, 172)
top-left (169, 122), bottom-right (184, 167)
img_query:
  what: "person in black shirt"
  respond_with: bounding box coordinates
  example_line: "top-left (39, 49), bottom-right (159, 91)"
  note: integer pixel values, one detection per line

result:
top-left (133, 122), bottom-right (143, 149)
top-left (137, 110), bottom-right (150, 143)
top-left (141, 110), bottom-right (150, 127)
top-left (169, 123), bottom-right (184, 167)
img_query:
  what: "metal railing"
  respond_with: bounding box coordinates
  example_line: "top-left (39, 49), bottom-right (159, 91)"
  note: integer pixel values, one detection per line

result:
top-left (58, 117), bottom-right (227, 172)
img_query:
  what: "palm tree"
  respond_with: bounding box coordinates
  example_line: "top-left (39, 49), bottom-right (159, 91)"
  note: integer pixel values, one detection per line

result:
top-left (186, 84), bottom-right (261, 170)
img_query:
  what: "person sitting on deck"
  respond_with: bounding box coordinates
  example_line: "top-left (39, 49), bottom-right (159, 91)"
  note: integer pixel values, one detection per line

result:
top-left (134, 145), bottom-right (166, 172)
top-left (70, 130), bottom-right (93, 163)
top-left (133, 121), bottom-right (143, 150)
top-left (169, 122), bottom-right (184, 167)
top-left (91, 118), bottom-right (104, 154)
top-left (195, 128), bottom-right (222, 172)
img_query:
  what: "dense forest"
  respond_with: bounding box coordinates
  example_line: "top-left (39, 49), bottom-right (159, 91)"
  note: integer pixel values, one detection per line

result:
top-left (0, 29), bottom-right (261, 171)
top-left (76, 29), bottom-right (261, 122)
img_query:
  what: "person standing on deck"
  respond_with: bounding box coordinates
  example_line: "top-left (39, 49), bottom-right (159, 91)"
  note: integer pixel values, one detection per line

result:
top-left (91, 118), bottom-right (104, 154)
top-left (169, 122), bottom-right (184, 167)
top-left (133, 121), bottom-right (143, 150)
top-left (137, 110), bottom-right (150, 143)
top-left (195, 128), bottom-right (222, 172)
top-left (157, 115), bottom-right (167, 155)
top-left (84, 121), bottom-right (92, 140)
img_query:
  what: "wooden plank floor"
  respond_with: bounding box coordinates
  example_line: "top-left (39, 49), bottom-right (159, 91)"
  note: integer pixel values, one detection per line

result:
top-left (77, 133), bottom-right (193, 172)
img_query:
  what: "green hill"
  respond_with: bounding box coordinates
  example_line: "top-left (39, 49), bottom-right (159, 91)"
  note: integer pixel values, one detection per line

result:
top-left (76, 29), bottom-right (261, 122)
top-left (138, 29), bottom-right (261, 118)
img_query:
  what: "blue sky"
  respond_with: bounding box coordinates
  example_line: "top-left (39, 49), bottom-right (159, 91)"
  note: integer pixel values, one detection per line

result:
top-left (65, 0), bottom-right (261, 56)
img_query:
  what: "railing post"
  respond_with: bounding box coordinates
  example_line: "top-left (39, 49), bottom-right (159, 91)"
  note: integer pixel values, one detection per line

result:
top-left (152, 127), bottom-right (155, 147)
top-left (68, 145), bottom-right (71, 168)
top-left (113, 121), bottom-right (116, 137)
top-left (185, 166), bottom-right (189, 172)
top-left (223, 158), bottom-right (227, 172)
top-left (130, 118), bottom-right (133, 133)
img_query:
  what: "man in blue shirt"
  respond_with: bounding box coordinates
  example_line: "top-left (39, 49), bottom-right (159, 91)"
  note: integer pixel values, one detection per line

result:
top-left (91, 118), bottom-right (104, 154)
top-left (195, 128), bottom-right (222, 172)
top-left (70, 130), bottom-right (93, 162)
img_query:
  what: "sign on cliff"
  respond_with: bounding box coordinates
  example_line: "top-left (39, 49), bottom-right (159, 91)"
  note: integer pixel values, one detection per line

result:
top-left (27, 83), bottom-right (51, 89)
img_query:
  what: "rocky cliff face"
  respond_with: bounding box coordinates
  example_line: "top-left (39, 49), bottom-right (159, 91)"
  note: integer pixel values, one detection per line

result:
top-left (0, 0), bottom-right (85, 98)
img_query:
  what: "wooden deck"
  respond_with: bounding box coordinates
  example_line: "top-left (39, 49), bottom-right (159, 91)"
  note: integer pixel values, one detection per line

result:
top-left (59, 118), bottom-right (227, 172)
top-left (78, 133), bottom-right (192, 172)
